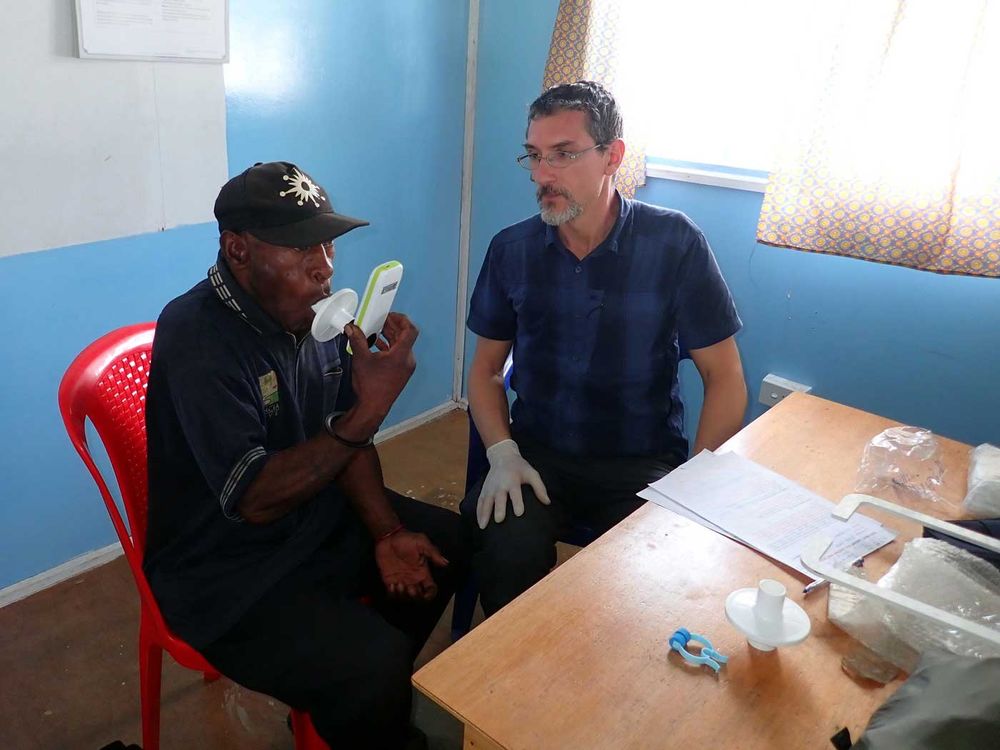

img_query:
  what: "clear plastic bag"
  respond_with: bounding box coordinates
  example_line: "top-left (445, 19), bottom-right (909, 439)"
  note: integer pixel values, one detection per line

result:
top-left (856, 426), bottom-right (947, 504)
top-left (964, 443), bottom-right (1000, 519)
top-left (828, 566), bottom-right (921, 675)
top-left (828, 538), bottom-right (1000, 673)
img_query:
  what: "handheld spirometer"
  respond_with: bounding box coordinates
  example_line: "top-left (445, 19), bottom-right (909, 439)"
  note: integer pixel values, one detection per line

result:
top-left (352, 260), bottom-right (403, 348)
top-left (311, 261), bottom-right (404, 347)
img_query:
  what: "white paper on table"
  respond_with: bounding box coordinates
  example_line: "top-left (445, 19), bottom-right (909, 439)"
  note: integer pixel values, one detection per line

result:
top-left (643, 450), bottom-right (895, 578)
top-left (636, 485), bottom-right (737, 541)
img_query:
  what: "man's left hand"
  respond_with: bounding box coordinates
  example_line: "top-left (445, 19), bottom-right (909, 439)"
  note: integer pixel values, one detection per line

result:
top-left (375, 529), bottom-right (448, 601)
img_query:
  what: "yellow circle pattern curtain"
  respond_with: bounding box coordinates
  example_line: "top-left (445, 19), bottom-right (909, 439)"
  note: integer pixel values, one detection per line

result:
top-left (542, 0), bottom-right (646, 199)
top-left (757, 1), bottom-right (1000, 278)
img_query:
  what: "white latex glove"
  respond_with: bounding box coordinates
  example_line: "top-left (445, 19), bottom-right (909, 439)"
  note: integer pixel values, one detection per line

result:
top-left (476, 439), bottom-right (551, 529)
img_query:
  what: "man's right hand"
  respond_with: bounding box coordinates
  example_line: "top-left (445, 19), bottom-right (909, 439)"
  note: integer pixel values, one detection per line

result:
top-left (476, 439), bottom-right (550, 529)
top-left (375, 528), bottom-right (448, 601)
top-left (343, 312), bottom-right (418, 428)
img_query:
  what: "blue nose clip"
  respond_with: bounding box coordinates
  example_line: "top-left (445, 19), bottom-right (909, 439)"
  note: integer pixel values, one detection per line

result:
top-left (669, 628), bottom-right (728, 673)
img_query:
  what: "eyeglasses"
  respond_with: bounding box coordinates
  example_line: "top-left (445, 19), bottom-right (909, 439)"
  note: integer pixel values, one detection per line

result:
top-left (516, 143), bottom-right (606, 170)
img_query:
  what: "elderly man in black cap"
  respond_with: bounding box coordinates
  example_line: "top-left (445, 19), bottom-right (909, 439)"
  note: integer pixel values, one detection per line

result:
top-left (142, 161), bottom-right (466, 749)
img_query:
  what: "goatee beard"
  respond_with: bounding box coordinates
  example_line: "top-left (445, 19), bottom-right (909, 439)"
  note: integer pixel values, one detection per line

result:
top-left (537, 187), bottom-right (582, 226)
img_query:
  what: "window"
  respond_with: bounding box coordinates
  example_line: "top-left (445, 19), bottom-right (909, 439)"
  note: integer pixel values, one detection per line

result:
top-left (617, 1), bottom-right (847, 172)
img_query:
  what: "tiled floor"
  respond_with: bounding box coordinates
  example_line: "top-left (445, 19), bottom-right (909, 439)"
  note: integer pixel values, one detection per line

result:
top-left (0, 408), bottom-right (477, 750)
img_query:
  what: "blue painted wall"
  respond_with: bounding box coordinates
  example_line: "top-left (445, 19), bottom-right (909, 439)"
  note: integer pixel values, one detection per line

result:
top-left (641, 180), bottom-right (1000, 447)
top-left (466, 0), bottom-right (1000, 450)
top-left (5, 0), bottom-right (997, 594)
top-left (0, 1), bottom-right (469, 590)
top-left (464, 0), bottom-right (560, 376)
top-left (0, 226), bottom-right (220, 590)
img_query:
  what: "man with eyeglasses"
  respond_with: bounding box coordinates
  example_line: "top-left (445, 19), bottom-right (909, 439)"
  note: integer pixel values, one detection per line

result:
top-left (143, 161), bottom-right (467, 749)
top-left (462, 81), bottom-right (746, 616)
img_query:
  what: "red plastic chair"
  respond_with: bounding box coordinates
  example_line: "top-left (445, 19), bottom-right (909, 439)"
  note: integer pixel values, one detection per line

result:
top-left (58, 323), bottom-right (328, 750)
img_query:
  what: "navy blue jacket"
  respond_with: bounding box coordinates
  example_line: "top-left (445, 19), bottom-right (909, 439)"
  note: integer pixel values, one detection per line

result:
top-left (143, 257), bottom-right (358, 648)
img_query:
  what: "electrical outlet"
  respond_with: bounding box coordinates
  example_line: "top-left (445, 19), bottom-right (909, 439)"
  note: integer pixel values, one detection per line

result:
top-left (758, 373), bottom-right (812, 408)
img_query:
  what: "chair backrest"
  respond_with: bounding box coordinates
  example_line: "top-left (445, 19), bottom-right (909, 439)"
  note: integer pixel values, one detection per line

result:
top-left (58, 323), bottom-right (165, 627)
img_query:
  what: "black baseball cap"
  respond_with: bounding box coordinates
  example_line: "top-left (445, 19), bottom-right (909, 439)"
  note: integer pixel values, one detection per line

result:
top-left (214, 161), bottom-right (369, 247)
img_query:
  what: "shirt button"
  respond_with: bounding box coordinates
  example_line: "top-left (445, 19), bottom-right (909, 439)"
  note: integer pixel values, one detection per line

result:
top-left (575, 265), bottom-right (582, 274)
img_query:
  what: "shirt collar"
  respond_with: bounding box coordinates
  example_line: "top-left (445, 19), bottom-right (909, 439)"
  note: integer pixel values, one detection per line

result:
top-left (207, 253), bottom-right (284, 336)
top-left (544, 190), bottom-right (631, 256)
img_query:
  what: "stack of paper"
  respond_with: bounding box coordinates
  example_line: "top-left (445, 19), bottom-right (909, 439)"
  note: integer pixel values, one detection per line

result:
top-left (639, 451), bottom-right (895, 578)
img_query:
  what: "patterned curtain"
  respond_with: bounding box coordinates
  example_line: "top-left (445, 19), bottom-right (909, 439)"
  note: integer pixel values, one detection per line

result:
top-left (542, 0), bottom-right (646, 198)
top-left (757, 0), bottom-right (1000, 278)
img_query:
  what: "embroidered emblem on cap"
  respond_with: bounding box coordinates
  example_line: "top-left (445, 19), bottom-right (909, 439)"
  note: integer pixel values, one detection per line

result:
top-left (279, 167), bottom-right (326, 208)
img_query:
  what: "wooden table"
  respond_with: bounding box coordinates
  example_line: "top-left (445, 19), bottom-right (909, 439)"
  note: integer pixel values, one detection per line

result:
top-left (413, 394), bottom-right (972, 749)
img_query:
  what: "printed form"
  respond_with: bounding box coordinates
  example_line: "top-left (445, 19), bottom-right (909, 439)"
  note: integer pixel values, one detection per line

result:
top-left (639, 451), bottom-right (895, 578)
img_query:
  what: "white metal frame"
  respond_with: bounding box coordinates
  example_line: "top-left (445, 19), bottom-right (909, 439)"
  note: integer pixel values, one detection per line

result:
top-left (801, 494), bottom-right (1000, 648)
top-left (452, 0), bottom-right (480, 401)
top-left (645, 162), bottom-right (768, 193)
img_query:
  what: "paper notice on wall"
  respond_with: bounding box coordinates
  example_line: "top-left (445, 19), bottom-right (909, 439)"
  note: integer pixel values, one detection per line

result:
top-left (77, 0), bottom-right (229, 62)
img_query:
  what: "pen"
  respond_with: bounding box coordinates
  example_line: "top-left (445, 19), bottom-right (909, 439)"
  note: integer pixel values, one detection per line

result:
top-left (802, 579), bottom-right (828, 596)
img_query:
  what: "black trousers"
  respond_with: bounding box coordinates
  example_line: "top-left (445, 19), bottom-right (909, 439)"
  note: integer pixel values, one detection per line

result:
top-left (200, 491), bottom-right (468, 750)
top-left (460, 437), bottom-right (678, 616)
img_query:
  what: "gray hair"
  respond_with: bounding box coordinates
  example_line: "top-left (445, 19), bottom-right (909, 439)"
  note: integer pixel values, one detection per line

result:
top-left (527, 81), bottom-right (623, 146)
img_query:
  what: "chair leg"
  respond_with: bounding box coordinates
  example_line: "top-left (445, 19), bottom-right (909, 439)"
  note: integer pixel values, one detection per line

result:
top-left (290, 709), bottom-right (330, 750)
top-left (138, 622), bottom-right (163, 750)
top-left (450, 574), bottom-right (479, 641)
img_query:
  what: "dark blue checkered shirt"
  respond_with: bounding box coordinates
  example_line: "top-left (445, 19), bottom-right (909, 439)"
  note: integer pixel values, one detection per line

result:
top-left (468, 195), bottom-right (741, 460)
